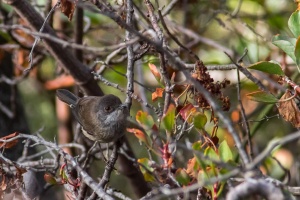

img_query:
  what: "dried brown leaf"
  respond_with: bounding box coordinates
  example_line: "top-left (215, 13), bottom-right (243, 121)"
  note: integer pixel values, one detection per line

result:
top-left (278, 91), bottom-right (300, 128)
top-left (60, 0), bottom-right (76, 21)
top-left (0, 176), bottom-right (6, 191)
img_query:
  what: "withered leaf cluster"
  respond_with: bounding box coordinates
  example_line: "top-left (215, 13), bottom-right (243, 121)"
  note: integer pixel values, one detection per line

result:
top-left (191, 61), bottom-right (230, 111)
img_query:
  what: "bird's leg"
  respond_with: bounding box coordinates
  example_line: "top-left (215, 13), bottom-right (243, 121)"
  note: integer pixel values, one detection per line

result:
top-left (82, 141), bottom-right (99, 168)
top-left (99, 142), bottom-right (119, 188)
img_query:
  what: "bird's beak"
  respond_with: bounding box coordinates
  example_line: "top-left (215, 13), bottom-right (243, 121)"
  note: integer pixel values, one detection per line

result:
top-left (119, 104), bottom-right (128, 110)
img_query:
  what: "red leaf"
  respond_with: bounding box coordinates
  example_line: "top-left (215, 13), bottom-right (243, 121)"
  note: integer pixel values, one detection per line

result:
top-left (0, 132), bottom-right (19, 149)
top-left (179, 103), bottom-right (196, 123)
top-left (127, 128), bottom-right (148, 145)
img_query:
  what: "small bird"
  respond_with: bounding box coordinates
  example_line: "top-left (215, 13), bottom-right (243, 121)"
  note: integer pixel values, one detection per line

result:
top-left (56, 89), bottom-right (128, 143)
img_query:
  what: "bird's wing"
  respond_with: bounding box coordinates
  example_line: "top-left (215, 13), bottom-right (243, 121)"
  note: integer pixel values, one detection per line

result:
top-left (73, 96), bottom-right (98, 134)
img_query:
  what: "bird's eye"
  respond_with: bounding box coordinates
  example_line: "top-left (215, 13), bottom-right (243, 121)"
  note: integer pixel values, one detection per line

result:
top-left (104, 106), bottom-right (112, 112)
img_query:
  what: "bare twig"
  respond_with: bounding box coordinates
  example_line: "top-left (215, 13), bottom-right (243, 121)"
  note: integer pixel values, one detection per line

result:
top-left (185, 63), bottom-right (237, 70)
top-left (0, 100), bottom-right (14, 118)
top-left (158, 9), bottom-right (199, 61)
top-left (125, 0), bottom-right (135, 109)
top-left (144, 0), bottom-right (172, 116)
top-left (225, 50), bottom-right (269, 93)
top-left (0, 24), bottom-right (140, 54)
top-left (27, 1), bottom-right (59, 72)
top-left (0, 133), bottom-right (114, 199)
top-left (88, 143), bottom-right (119, 200)
top-left (226, 179), bottom-right (284, 200)
top-left (236, 52), bottom-right (252, 161)
top-left (92, 72), bottom-right (161, 115)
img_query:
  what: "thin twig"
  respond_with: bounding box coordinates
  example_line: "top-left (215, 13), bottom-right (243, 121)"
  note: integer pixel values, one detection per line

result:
top-left (236, 53), bottom-right (252, 161)
top-left (88, 143), bottom-right (119, 200)
top-left (0, 24), bottom-right (140, 54)
top-left (0, 132), bottom-right (114, 199)
top-left (225, 50), bottom-right (269, 93)
top-left (92, 72), bottom-right (161, 116)
top-left (27, 1), bottom-right (60, 72)
top-left (158, 9), bottom-right (199, 61)
top-left (125, 0), bottom-right (135, 109)
top-left (144, 0), bottom-right (172, 116)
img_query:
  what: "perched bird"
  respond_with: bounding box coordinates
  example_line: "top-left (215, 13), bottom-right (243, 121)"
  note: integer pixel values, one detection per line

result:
top-left (56, 89), bottom-right (128, 143)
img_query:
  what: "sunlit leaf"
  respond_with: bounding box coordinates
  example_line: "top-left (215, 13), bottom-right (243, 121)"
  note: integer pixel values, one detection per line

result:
top-left (126, 128), bottom-right (149, 145)
top-left (288, 10), bottom-right (300, 38)
top-left (148, 63), bottom-right (161, 82)
top-left (272, 35), bottom-right (296, 62)
top-left (136, 111), bottom-right (155, 129)
top-left (246, 91), bottom-right (278, 103)
top-left (204, 147), bottom-right (220, 162)
top-left (218, 140), bottom-right (233, 162)
top-left (175, 168), bottom-right (190, 186)
top-left (295, 37), bottom-right (300, 72)
top-left (61, 170), bottom-right (68, 181)
top-left (161, 104), bottom-right (176, 132)
top-left (202, 147), bottom-right (220, 167)
top-left (152, 88), bottom-right (164, 102)
top-left (138, 158), bottom-right (155, 182)
top-left (248, 61), bottom-right (284, 76)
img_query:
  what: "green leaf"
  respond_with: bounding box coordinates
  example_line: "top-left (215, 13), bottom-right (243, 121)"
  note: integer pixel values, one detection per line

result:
top-left (198, 170), bottom-right (210, 183)
top-left (136, 111), bottom-right (155, 129)
top-left (194, 153), bottom-right (207, 170)
top-left (193, 112), bottom-right (207, 129)
top-left (246, 91), bottom-right (278, 103)
top-left (161, 104), bottom-right (176, 132)
top-left (218, 140), bottom-right (233, 162)
top-left (294, 37), bottom-right (300, 72)
top-left (61, 170), bottom-right (68, 181)
top-left (248, 61), bottom-right (284, 76)
top-left (175, 168), bottom-right (190, 186)
top-left (203, 147), bottom-right (220, 166)
top-left (289, 10), bottom-right (300, 38)
top-left (204, 147), bottom-right (219, 161)
top-left (192, 141), bottom-right (202, 151)
top-left (197, 170), bottom-right (213, 191)
top-left (138, 158), bottom-right (155, 182)
top-left (272, 35), bottom-right (296, 63)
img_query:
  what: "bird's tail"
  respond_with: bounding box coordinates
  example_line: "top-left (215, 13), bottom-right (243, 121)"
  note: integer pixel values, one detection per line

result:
top-left (56, 89), bottom-right (78, 106)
